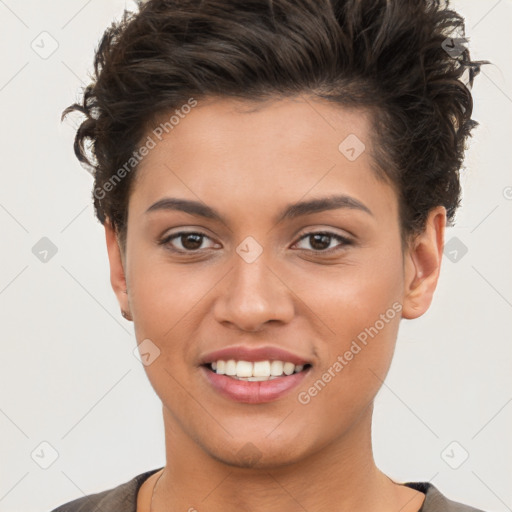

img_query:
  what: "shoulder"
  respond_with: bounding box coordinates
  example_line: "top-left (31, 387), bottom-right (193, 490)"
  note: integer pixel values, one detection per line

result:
top-left (405, 482), bottom-right (487, 512)
top-left (49, 467), bottom-right (164, 512)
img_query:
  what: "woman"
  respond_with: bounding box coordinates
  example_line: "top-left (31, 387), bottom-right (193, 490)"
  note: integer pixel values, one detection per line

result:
top-left (53, 0), bottom-right (488, 510)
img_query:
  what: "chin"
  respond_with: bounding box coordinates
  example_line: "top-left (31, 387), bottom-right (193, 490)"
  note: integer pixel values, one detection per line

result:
top-left (196, 426), bottom-right (322, 471)
top-left (208, 442), bottom-right (305, 470)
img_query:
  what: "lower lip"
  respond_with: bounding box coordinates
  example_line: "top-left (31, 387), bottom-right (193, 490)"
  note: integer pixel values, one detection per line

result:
top-left (201, 366), bottom-right (310, 404)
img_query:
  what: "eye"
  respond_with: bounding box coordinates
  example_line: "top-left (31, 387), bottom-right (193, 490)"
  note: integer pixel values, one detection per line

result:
top-left (160, 231), bottom-right (219, 252)
top-left (159, 229), bottom-right (352, 255)
top-left (293, 231), bottom-right (352, 254)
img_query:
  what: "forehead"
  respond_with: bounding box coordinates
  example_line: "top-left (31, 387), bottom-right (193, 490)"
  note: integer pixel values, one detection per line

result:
top-left (144, 94), bottom-right (373, 163)
top-left (130, 95), bottom-right (397, 226)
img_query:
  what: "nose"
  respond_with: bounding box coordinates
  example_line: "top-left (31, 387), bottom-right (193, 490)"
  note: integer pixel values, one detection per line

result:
top-left (212, 248), bottom-right (295, 332)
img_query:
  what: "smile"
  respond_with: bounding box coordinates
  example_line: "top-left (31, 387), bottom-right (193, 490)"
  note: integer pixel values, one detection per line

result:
top-left (209, 359), bottom-right (308, 380)
top-left (201, 360), bottom-right (312, 403)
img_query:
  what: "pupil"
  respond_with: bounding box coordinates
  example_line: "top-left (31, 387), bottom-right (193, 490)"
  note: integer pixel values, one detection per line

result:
top-left (182, 233), bottom-right (202, 250)
top-left (310, 234), bottom-right (330, 250)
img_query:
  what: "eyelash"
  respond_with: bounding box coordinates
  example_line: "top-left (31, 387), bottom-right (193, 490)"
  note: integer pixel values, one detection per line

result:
top-left (159, 230), bottom-right (353, 255)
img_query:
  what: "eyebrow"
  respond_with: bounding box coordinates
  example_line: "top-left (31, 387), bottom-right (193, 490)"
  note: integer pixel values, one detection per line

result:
top-left (145, 194), bottom-right (373, 224)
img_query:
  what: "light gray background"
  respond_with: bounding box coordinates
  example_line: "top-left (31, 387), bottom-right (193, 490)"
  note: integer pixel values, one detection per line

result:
top-left (0, 1), bottom-right (511, 511)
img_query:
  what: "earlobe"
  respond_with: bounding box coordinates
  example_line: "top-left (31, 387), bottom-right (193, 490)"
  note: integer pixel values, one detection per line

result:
top-left (104, 221), bottom-right (132, 321)
top-left (401, 206), bottom-right (446, 320)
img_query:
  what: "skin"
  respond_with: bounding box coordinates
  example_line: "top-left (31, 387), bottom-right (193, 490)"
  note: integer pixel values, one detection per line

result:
top-left (105, 95), bottom-right (445, 512)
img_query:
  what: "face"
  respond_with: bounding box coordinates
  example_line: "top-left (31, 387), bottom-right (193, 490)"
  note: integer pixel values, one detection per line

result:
top-left (106, 95), bottom-right (444, 468)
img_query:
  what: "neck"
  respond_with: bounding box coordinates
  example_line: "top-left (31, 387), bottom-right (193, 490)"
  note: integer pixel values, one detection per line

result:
top-left (151, 403), bottom-right (424, 512)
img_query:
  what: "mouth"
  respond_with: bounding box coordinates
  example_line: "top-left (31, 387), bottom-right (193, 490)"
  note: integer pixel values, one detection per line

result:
top-left (200, 356), bottom-right (312, 404)
top-left (202, 359), bottom-right (312, 381)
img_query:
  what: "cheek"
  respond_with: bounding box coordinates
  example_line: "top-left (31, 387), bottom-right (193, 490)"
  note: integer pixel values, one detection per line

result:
top-left (294, 286), bottom-right (402, 427)
top-left (291, 243), bottom-right (404, 342)
top-left (128, 247), bottom-right (207, 333)
top-left (293, 245), bottom-right (404, 399)
top-left (127, 256), bottom-right (208, 403)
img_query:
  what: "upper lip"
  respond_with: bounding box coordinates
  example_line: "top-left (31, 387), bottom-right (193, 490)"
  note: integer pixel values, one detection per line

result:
top-left (199, 345), bottom-right (312, 366)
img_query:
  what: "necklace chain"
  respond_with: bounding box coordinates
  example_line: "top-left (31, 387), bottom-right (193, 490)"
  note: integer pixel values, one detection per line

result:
top-left (149, 470), bottom-right (165, 512)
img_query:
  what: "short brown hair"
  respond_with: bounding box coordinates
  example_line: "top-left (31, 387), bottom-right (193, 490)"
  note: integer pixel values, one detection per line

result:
top-left (63, 0), bottom-right (487, 247)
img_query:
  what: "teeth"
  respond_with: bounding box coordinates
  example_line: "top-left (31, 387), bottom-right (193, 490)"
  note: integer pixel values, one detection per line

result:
top-left (236, 360), bottom-right (253, 377)
top-left (209, 359), bottom-right (308, 379)
top-left (216, 360), bottom-right (225, 374)
top-left (225, 359), bottom-right (237, 376)
top-left (270, 360), bottom-right (283, 376)
top-left (253, 361), bottom-right (271, 377)
top-left (283, 362), bottom-right (295, 375)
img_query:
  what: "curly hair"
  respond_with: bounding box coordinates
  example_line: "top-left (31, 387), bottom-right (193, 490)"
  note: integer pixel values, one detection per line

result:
top-left (62, 0), bottom-right (487, 249)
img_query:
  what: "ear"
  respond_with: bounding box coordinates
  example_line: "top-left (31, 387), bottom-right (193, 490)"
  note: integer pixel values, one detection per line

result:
top-left (401, 206), bottom-right (446, 319)
top-left (104, 220), bottom-right (132, 321)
